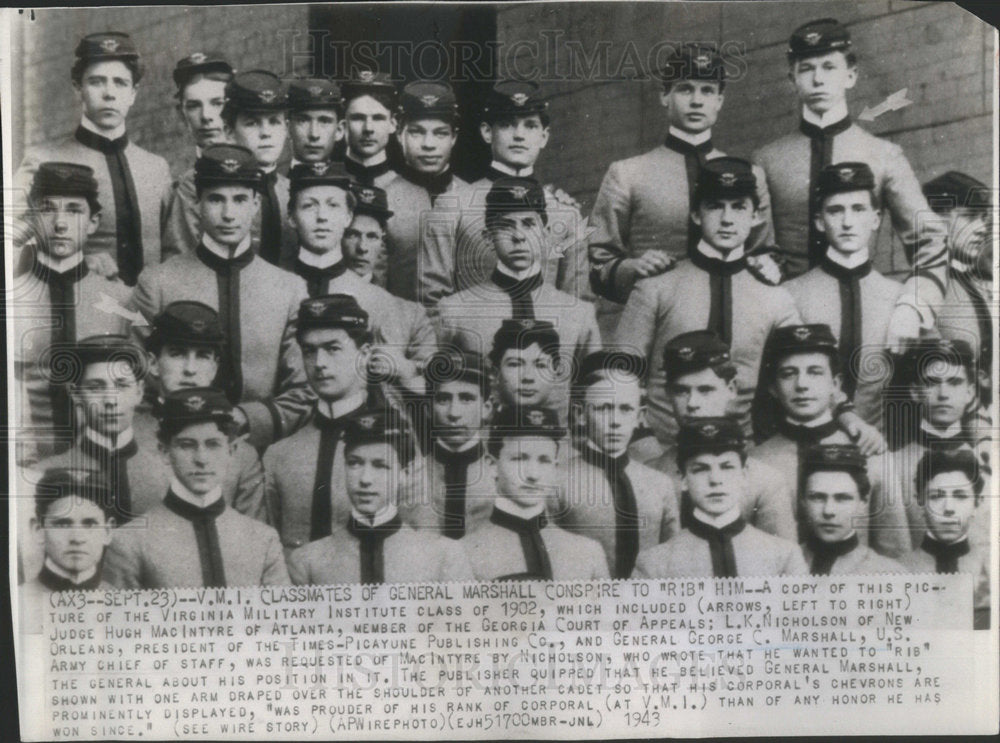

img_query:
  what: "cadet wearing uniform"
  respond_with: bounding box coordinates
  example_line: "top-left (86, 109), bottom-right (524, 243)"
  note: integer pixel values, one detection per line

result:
top-left (104, 388), bottom-right (288, 588)
top-left (286, 78), bottom-right (343, 169)
top-left (784, 162), bottom-right (903, 430)
top-left (462, 406), bottom-right (610, 581)
top-left (341, 70), bottom-right (399, 189)
top-left (129, 144), bottom-right (313, 450)
top-left (14, 33), bottom-right (172, 285)
top-left (633, 418), bottom-right (808, 579)
top-left (613, 159), bottom-right (800, 446)
top-left (419, 79), bottom-right (591, 310)
top-left (288, 410), bottom-right (472, 585)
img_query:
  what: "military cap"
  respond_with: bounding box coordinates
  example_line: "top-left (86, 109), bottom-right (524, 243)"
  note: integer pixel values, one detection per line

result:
top-left (69, 334), bottom-right (147, 379)
top-left (787, 18), bottom-right (851, 61)
top-left (658, 43), bottom-right (725, 88)
top-left (491, 405), bottom-right (566, 440)
top-left (158, 387), bottom-right (233, 429)
top-left (342, 407), bottom-right (414, 465)
top-left (194, 144), bottom-right (262, 191)
top-left (816, 162), bottom-right (876, 200)
top-left (922, 171), bottom-right (992, 214)
top-left (485, 176), bottom-right (547, 229)
top-left (663, 330), bottom-right (732, 381)
top-left (30, 162), bottom-right (101, 213)
top-left (289, 160), bottom-right (353, 197)
top-left (490, 319), bottom-right (561, 365)
top-left (225, 70), bottom-right (288, 112)
top-left (903, 338), bottom-right (976, 383)
top-left (341, 69), bottom-right (398, 105)
top-left (147, 301), bottom-right (224, 353)
top-left (915, 448), bottom-right (984, 497)
top-left (287, 78), bottom-right (342, 110)
top-left (173, 51), bottom-right (232, 88)
top-left (482, 79), bottom-right (548, 120)
top-left (349, 183), bottom-right (394, 220)
top-left (75, 32), bottom-right (139, 62)
top-left (574, 350), bottom-right (647, 389)
top-left (676, 417), bottom-right (746, 467)
top-left (34, 468), bottom-right (114, 521)
top-left (764, 324), bottom-right (838, 368)
top-left (297, 293), bottom-right (369, 334)
top-left (696, 157), bottom-right (757, 203)
top-left (424, 349), bottom-right (490, 394)
top-left (398, 80), bottom-right (459, 121)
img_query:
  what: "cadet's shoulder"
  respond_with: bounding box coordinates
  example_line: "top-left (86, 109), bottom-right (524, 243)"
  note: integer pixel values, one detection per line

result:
top-left (264, 423), bottom-right (317, 460)
top-left (743, 523), bottom-right (798, 555)
top-left (861, 547), bottom-right (905, 574)
top-left (223, 506), bottom-right (278, 539)
top-left (288, 535), bottom-right (336, 565)
top-left (628, 459), bottom-right (676, 491)
top-left (126, 141), bottom-right (171, 169)
top-left (752, 132), bottom-right (803, 162)
top-left (545, 523), bottom-right (604, 554)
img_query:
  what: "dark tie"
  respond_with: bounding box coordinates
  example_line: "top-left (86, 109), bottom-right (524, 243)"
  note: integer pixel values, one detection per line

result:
top-left (799, 116), bottom-right (853, 267)
top-left (806, 532), bottom-right (859, 576)
top-left (687, 514), bottom-right (746, 578)
top-left (490, 508), bottom-right (553, 580)
top-left (74, 126), bottom-right (144, 286)
top-left (664, 134), bottom-right (714, 252)
top-left (690, 249), bottom-right (746, 345)
top-left (485, 165), bottom-right (510, 182)
top-left (37, 564), bottom-right (104, 593)
top-left (582, 446), bottom-right (640, 578)
top-left (162, 490), bottom-right (227, 587)
top-left (344, 157), bottom-right (393, 187)
top-left (295, 257), bottom-right (351, 298)
top-left (79, 434), bottom-right (139, 523)
top-left (820, 256), bottom-right (873, 399)
top-left (347, 513), bottom-right (403, 584)
top-left (915, 425), bottom-right (968, 452)
top-left (260, 171), bottom-right (283, 266)
top-left (920, 534), bottom-right (970, 574)
top-left (310, 410), bottom-right (351, 542)
top-left (491, 268), bottom-right (544, 321)
top-left (401, 164), bottom-right (453, 207)
top-left (434, 441), bottom-right (485, 540)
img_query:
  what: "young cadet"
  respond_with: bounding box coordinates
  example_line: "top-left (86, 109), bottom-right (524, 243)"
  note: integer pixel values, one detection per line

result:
top-left (614, 158), bottom-right (800, 446)
top-left (488, 319), bottom-right (566, 421)
top-left (130, 144), bottom-right (312, 451)
top-left (288, 410), bottom-right (472, 584)
top-left (436, 177), bottom-right (601, 364)
top-left (420, 79), bottom-right (590, 310)
top-left (12, 163), bottom-right (130, 461)
top-left (104, 388), bottom-right (288, 588)
top-left (344, 182), bottom-right (394, 286)
top-left (136, 301), bottom-right (267, 521)
top-left (461, 406), bottom-right (610, 581)
top-left (383, 81), bottom-right (470, 301)
top-left (263, 294), bottom-right (383, 552)
top-left (633, 418), bottom-right (807, 579)
top-left (649, 331), bottom-right (798, 541)
top-left (555, 351), bottom-right (680, 578)
top-left (588, 44), bottom-right (774, 332)
top-left (286, 78), bottom-right (343, 169)
top-left (752, 18), bottom-right (948, 348)
top-left (14, 32), bottom-right (172, 286)
top-left (901, 449), bottom-right (990, 629)
top-left (783, 162), bottom-right (902, 430)
top-left (161, 52), bottom-right (234, 256)
top-left (340, 69), bottom-right (399, 188)
top-left (799, 444), bottom-right (903, 575)
top-left (400, 350), bottom-right (495, 538)
top-left (752, 324), bottom-right (910, 558)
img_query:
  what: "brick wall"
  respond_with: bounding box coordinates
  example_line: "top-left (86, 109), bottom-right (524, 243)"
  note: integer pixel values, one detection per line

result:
top-left (496, 0), bottom-right (995, 276)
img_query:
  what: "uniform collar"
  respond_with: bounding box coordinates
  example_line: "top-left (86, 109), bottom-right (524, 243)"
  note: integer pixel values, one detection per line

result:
top-left (692, 506), bottom-right (742, 529)
top-left (169, 476), bottom-right (223, 509)
top-left (435, 434), bottom-right (483, 455)
top-left (920, 419), bottom-right (962, 439)
top-left (823, 248), bottom-right (872, 271)
top-left (297, 246), bottom-right (344, 269)
top-left (489, 160), bottom-right (533, 177)
top-left (667, 126), bottom-right (712, 147)
top-left (315, 390), bottom-right (367, 421)
top-left (924, 530), bottom-right (970, 547)
top-left (80, 114), bottom-right (126, 142)
top-left (37, 251), bottom-right (86, 274)
top-left (585, 439), bottom-right (628, 460)
top-left (85, 427), bottom-right (134, 452)
top-left (494, 496), bottom-right (545, 520)
top-left (787, 411), bottom-right (835, 428)
top-left (696, 239), bottom-right (745, 263)
top-left (801, 101), bottom-right (850, 129)
top-left (346, 150), bottom-right (387, 168)
top-left (202, 232), bottom-right (252, 260)
top-left (43, 557), bottom-right (99, 586)
top-left (351, 504), bottom-right (398, 528)
top-left (495, 261), bottom-right (542, 282)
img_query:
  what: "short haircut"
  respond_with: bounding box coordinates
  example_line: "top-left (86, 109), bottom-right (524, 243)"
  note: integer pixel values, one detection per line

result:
top-left (669, 360), bottom-right (738, 386)
top-left (34, 469), bottom-right (113, 522)
top-left (663, 78), bottom-right (726, 94)
top-left (819, 188), bottom-right (880, 211)
top-left (802, 466), bottom-right (871, 501)
top-left (176, 69), bottom-right (233, 101)
top-left (915, 448), bottom-right (985, 500)
top-left (288, 183), bottom-right (357, 213)
top-left (486, 428), bottom-right (561, 459)
top-left (295, 321), bottom-right (373, 350)
top-left (484, 110), bottom-right (551, 130)
top-left (222, 104), bottom-right (286, 131)
top-left (345, 91), bottom-right (397, 116)
top-left (157, 415), bottom-right (238, 446)
top-left (488, 335), bottom-right (560, 369)
top-left (770, 347), bottom-right (841, 381)
top-left (696, 189), bottom-right (761, 212)
top-left (71, 57), bottom-right (143, 86)
top-left (789, 50), bottom-right (857, 69)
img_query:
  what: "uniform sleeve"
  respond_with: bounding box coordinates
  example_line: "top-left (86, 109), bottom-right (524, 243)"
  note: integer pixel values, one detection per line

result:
top-left (286, 547), bottom-right (309, 585)
top-left (404, 301), bottom-right (438, 370)
top-left (103, 532), bottom-right (144, 589)
top-left (126, 267), bottom-right (162, 346)
top-left (433, 299), bottom-right (460, 349)
top-left (262, 448), bottom-right (283, 538)
top-left (867, 465), bottom-right (913, 559)
top-left (418, 202), bottom-right (462, 313)
top-left (546, 194), bottom-right (595, 302)
top-left (771, 287), bottom-right (803, 330)
top-left (590, 541), bottom-right (611, 580)
top-left (780, 544), bottom-right (810, 576)
top-left (153, 158), bottom-right (175, 260)
top-left (161, 176), bottom-right (200, 259)
top-left (747, 162), bottom-right (775, 252)
top-left (231, 443), bottom-right (268, 524)
top-left (440, 539), bottom-right (475, 582)
top-left (658, 477), bottom-right (680, 543)
top-left (631, 549), bottom-right (654, 579)
top-left (260, 530), bottom-right (291, 585)
top-left (579, 302), bottom-right (604, 357)
top-left (611, 278), bottom-right (660, 362)
top-left (747, 462), bottom-right (798, 542)
top-left (587, 161), bottom-right (633, 303)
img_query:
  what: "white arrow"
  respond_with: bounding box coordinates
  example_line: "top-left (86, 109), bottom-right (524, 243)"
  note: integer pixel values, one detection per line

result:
top-left (93, 292), bottom-right (149, 327)
top-left (858, 88), bottom-right (912, 122)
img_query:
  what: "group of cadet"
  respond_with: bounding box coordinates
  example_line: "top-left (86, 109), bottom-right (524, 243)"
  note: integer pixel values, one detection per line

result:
top-left (11, 17), bottom-right (992, 629)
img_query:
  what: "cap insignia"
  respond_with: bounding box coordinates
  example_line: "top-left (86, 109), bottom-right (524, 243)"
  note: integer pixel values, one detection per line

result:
top-left (510, 92), bottom-right (529, 106)
top-left (184, 395), bottom-right (205, 411)
top-left (100, 38), bottom-right (120, 53)
top-left (358, 188), bottom-right (376, 203)
top-left (837, 167), bottom-right (855, 182)
top-left (310, 162), bottom-right (329, 175)
top-left (700, 423), bottom-right (719, 437)
top-left (358, 70), bottom-right (375, 83)
top-left (678, 347), bottom-right (695, 361)
top-left (189, 52), bottom-right (206, 64)
top-left (510, 185), bottom-right (529, 199)
top-left (804, 31), bottom-right (822, 46)
top-left (258, 89), bottom-right (276, 104)
top-left (527, 410), bottom-right (545, 426)
top-left (719, 172), bottom-right (737, 187)
top-left (220, 159), bottom-right (240, 174)
top-left (359, 415), bottom-right (376, 429)
top-left (793, 327), bottom-right (812, 341)
top-left (420, 94), bottom-right (440, 107)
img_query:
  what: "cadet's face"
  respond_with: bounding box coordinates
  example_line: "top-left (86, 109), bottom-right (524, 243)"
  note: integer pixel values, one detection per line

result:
top-left (155, 344), bottom-right (219, 393)
top-left (35, 196), bottom-right (99, 259)
top-left (345, 442), bottom-right (399, 517)
top-left (400, 118), bottom-right (457, 174)
top-left (289, 109), bottom-right (342, 163)
top-left (493, 436), bottom-right (559, 508)
top-left (230, 111), bottom-right (288, 168)
top-left (489, 211), bottom-right (546, 272)
top-left (660, 80), bottom-right (723, 134)
top-left (76, 60), bottom-right (137, 132)
top-left (667, 367), bottom-right (736, 420)
top-left (164, 421), bottom-right (233, 495)
top-left (496, 345), bottom-right (559, 408)
top-left (803, 470), bottom-right (864, 543)
top-left (345, 96), bottom-right (396, 159)
top-left (693, 197), bottom-right (756, 252)
top-left (791, 53), bottom-right (857, 114)
top-left (923, 471), bottom-right (978, 544)
top-left (291, 185), bottom-right (353, 254)
top-left (683, 451), bottom-right (745, 517)
top-left (582, 374), bottom-right (642, 455)
top-left (948, 208), bottom-right (992, 268)
top-left (75, 360), bottom-right (143, 436)
top-left (817, 191), bottom-right (880, 255)
top-left (433, 380), bottom-right (490, 448)
top-left (483, 115), bottom-right (549, 169)
top-left (771, 352), bottom-right (839, 422)
top-left (180, 76), bottom-right (228, 149)
top-left (37, 496), bottom-right (111, 577)
top-left (910, 362), bottom-right (975, 428)
top-left (341, 214), bottom-right (385, 279)
top-left (299, 327), bottom-right (368, 400)
top-left (199, 185), bottom-right (259, 247)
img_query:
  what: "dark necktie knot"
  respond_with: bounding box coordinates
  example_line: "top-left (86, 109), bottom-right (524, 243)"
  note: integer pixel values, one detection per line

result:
top-left (402, 164), bottom-right (453, 196)
top-left (664, 134), bottom-right (714, 156)
top-left (492, 268), bottom-right (543, 295)
top-left (807, 532), bottom-right (858, 575)
top-left (345, 157), bottom-right (393, 186)
top-left (779, 417), bottom-right (841, 445)
top-left (799, 116), bottom-right (852, 140)
top-left (163, 491), bottom-right (227, 587)
top-left (163, 490), bottom-right (226, 522)
top-left (196, 243), bottom-right (254, 273)
top-left (75, 125), bottom-right (128, 153)
top-left (38, 565), bottom-right (104, 593)
top-left (820, 256), bottom-right (872, 281)
top-left (921, 535), bottom-right (970, 574)
top-left (690, 249), bottom-right (747, 277)
top-left (490, 507), bottom-right (548, 533)
top-left (687, 514), bottom-right (745, 578)
top-left (347, 513), bottom-right (403, 540)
